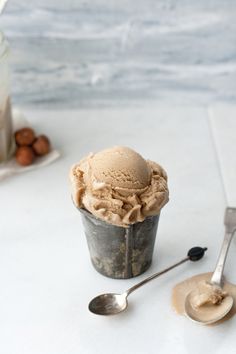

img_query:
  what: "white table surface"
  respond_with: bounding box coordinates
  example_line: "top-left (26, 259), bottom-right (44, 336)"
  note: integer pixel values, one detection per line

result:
top-left (1, 105), bottom-right (236, 354)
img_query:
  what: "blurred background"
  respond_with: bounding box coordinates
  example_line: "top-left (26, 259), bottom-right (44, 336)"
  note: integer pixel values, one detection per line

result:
top-left (1, 0), bottom-right (236, 108)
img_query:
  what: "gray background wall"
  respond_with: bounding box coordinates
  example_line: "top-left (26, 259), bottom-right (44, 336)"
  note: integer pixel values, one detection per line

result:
top-left (1, 0), bottom-right (236, 108)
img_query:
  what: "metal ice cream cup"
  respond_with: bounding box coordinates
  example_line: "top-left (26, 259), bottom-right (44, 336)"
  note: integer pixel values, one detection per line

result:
top-left (79, 208), bottom-right (160, 279)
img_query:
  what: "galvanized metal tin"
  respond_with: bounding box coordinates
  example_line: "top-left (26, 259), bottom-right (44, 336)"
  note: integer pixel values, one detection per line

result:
top-left (79, 208), bottom-right (160, 279)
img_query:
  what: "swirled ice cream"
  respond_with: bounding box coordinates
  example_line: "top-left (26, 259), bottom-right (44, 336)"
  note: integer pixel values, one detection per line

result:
top-left (70, 146), bottom-right (169, 227)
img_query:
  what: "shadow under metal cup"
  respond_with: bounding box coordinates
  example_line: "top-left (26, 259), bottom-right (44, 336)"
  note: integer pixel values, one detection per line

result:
top-left (79, 208), bottom-right (160, 279)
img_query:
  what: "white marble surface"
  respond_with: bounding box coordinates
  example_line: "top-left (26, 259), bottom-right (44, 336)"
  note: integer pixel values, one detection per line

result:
top-left (208, 105), bottom-right (236, 206)
top-left (1, 106), bottom-right (236, 354)
top-left (1, 0), bottom-right (236, 108)
top-left (1, 2), bottom-right (236, 351)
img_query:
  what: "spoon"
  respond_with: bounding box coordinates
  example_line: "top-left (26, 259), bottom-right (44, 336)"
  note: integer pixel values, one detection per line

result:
top-left (185, 207), bottom-right (236, 325)
top-left (89, 246), bottom-right (207, 316)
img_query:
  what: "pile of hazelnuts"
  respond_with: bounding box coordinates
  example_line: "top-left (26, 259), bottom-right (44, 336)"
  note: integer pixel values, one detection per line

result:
top-left (14, 127), bottom-right (51, 166)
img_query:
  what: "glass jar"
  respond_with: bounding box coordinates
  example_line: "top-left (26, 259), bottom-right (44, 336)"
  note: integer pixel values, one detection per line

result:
top-left (0, 31), bottom-right (13, 162)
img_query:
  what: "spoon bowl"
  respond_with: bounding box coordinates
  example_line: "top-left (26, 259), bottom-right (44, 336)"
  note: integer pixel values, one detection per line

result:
top-left (185, 290), bottom-right (234, 325)
top-left (89, 293), bottom-right (128, 315)
top-left (185, 208), bottom-right (236, 325)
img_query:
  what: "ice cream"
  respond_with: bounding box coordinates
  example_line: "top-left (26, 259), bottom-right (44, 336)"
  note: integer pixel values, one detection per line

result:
top-left (70, 146), bottom-right (169, 227)
top-left (172, 272), bottom-right (236, 324)
top-left (190, 281), bottom-right (228, 308)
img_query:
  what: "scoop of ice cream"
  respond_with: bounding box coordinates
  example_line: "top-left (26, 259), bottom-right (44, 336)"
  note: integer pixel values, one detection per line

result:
top-left (91, 147), bottom-right (151, 190)
top-left (70, 146), bottom-right (169, 227)
top-left (191, 281), bottom-right (228, 309)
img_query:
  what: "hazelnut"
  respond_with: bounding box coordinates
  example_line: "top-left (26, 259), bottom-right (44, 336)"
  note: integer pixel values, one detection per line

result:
top-left (15, 127), bottom-right (36, 146)
top-left (15, 146), bottom-right (35, 166)
top-left (32, 135), bottom-right (51, 156)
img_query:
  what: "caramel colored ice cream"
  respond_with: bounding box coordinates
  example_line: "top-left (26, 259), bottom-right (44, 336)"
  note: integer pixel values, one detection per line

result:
top-left (190, 281), bottom-right (228, 308)
top-left (172, 272), bottom-right (236, 325)
top-left (70, 146), bottom-right (169, 227)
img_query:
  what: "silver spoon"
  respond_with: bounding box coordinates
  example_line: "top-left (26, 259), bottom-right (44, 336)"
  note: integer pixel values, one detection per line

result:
top-left (89, 246), bottom-right (207, 316)
top-left (185, 207), bottom-right (236, 325)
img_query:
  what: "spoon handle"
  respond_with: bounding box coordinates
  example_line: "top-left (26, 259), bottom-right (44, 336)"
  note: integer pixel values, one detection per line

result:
top-left (210, 231), bottom-right (234, 287)
top-left (210, 207), bottom-right (236, 287)
top-left (126, 257), bottom-right (189, 296)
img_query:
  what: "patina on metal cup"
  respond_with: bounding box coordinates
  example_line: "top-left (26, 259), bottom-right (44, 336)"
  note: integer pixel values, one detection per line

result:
top-left (79, 208), bottom-right (160, 279)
